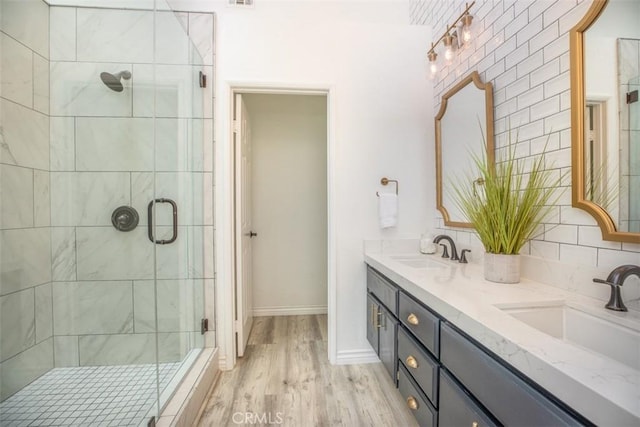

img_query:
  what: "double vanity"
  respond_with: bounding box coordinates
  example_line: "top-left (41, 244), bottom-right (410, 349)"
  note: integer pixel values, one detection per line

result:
top-left (365, 244), bottom-right (640, 426)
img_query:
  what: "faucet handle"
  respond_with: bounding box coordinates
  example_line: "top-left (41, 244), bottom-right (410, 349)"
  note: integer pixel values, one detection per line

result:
top-left (439, 243), bottom-right (449, 259)
top-left (593, 278), bottom-right (628, 312)
top-left (460, 249), bottom-right (471, 263)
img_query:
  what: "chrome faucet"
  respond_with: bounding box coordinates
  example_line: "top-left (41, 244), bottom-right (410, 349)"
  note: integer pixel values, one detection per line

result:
top-left (433, 235), bottom-right (459, 261)
top-left (593, 264), bottom-right (640, 312)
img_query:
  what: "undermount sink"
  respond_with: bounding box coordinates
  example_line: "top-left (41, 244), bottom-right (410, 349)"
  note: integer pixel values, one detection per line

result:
top-left (389, 255), bottom-right (447, 269)
top-left (499, 303), bottom-right (640, 371)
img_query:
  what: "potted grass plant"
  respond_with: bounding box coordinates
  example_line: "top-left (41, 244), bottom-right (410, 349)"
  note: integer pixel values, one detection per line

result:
top-left (452, 132), bottom-right (563, 283)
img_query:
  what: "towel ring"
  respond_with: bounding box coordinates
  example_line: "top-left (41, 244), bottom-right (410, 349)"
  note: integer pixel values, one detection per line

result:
top-left (376, 177), bottom-right (399, 197)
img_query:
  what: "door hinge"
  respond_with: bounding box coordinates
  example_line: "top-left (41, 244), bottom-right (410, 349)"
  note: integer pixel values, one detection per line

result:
top-left (201, 318), bottom-right (209, 335)
top-left (627, 90), bottom-right (638, 104)
top-left (233, 119), bottom-right (240, 133)
top-left (199, 71), bottom-right (207, 88)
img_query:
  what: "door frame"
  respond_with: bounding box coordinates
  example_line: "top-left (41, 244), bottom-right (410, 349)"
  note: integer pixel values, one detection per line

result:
top-left (217, 82), bottom-right (336, 369)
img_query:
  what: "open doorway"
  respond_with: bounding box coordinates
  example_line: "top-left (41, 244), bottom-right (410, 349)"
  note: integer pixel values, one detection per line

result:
top-left (233, 91), bottom-right (329, 358)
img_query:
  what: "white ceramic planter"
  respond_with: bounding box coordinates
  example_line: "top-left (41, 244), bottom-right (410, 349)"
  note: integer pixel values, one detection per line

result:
top-left (484, 253), bottom-right (520, 283)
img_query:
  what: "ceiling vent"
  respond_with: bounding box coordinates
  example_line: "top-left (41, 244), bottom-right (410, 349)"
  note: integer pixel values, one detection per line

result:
top-left (228, 0), bottom-right (254, 6)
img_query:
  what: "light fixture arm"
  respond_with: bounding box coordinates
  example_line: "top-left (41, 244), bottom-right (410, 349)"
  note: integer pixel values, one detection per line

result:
top-left (427, 1), bottom-right (476, 56)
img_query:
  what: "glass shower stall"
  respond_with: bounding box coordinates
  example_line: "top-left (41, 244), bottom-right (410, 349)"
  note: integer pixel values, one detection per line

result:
top-left (0, 0), bottom-right (215, 425)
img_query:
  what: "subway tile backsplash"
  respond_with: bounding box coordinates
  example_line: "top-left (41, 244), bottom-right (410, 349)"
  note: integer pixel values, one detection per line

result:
top-left (412, 0), bottom-right (640, 277)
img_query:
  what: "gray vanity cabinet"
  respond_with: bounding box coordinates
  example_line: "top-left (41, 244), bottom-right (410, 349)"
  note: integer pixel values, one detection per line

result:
top-left (364, 263), bottom-right (593, 427)
top-left (366, 267), bottom-right (399, 381)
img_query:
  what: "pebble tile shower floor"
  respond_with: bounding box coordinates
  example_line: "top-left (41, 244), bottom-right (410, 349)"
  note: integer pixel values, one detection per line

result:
top-left (0, 362), bottom-right (180, 426)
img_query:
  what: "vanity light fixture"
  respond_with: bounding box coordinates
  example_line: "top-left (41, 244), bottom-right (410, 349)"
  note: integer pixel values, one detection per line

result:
top-left (460, 10), bottom-right (475, 48)
top-left (428, 47), bottom-right (438, 79)
top-left (443, 31), bottom-right (458, 65)
top-left (427, 1), bottom-right (475, 77)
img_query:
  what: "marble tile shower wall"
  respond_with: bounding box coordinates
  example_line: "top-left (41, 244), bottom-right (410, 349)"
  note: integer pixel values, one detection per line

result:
top-left (48, 6), bottom-right (215, 368)
top-left (411, 0), bottom-right (639, 285)
top-left (0, 0), bottom-right (53, 401)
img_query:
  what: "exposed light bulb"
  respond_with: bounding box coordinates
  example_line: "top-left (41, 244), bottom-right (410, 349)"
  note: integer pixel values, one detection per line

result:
top-left (462, 28), bottom-right (472, 43)
top-left (460, 12), bottom-right (474, 48)
top-left (443, 33), bottom-right (457, 65)
top-left (427, 49), bottom-right (438, 80)
top-left (444, 46), bottom-right (454, 62)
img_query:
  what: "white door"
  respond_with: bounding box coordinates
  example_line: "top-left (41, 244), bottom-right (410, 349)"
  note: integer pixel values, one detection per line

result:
top-left (235, 93), bottom-right (254, 357)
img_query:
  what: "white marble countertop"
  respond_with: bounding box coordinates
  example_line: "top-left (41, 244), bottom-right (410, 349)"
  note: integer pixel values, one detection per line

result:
top-left (364, 248), bottom-right (640, 426)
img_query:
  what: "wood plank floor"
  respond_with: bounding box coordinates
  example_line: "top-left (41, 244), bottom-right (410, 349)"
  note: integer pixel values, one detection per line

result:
top-left (196, 315), bottom-right (417, 427)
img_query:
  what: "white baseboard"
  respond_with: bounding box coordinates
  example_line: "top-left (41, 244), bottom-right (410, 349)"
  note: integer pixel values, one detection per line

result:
top-left (335, 348), bottom-right (380, 365)
top-left (252, 305), bottom-right (328, 317)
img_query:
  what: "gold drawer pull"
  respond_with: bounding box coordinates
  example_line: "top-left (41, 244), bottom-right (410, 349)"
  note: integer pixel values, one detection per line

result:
top-left (406, 395), bottom-right (419, 411)
top-left (472, 422), bottom-right (479, 427)
top-left (407, 313), bottom-right (419, 325)
top-left (405, 355), bottom-right (419, 369)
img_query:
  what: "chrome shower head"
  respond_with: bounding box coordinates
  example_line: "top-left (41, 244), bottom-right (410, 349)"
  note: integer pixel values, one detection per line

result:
top-left (100, 70), bottom-right (132, 92)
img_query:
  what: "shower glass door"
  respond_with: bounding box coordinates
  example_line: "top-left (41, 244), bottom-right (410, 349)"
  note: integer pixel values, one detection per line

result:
top-left (0, 0), bottom-right (210, 425)
top-left (148, 0), bottom-right (210, 416)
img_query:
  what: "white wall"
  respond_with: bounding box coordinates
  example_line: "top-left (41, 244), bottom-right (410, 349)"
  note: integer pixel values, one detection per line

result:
top-left (411, 0), bottom-right (639, 303)
top-left (245, 94), bottom-right (328, 316)
top-left (206, 0), bottom-right (432, 366)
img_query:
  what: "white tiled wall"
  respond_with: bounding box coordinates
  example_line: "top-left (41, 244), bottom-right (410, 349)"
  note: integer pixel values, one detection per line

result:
top-left (411, 1), bottom-right (639, 296)
top-left (0, 0), bottom-right (215, 404)
top-left (0, 0), bottom-right (53, 401)
top-left (48, 5), bottom-right (215, 368)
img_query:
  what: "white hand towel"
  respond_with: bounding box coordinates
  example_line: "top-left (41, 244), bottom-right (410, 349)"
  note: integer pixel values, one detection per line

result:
top-left (378, 193), bottom-right (398, 229)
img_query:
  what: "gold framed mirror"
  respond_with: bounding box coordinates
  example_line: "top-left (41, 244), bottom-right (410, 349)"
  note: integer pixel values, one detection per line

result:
top-left (570, 0), bottom-right (640, 243)
top-left (436, 71), bottom-right (494, 228)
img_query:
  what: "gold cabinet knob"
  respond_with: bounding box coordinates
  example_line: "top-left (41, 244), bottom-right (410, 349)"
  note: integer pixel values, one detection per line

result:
top-left (407, 313), bottom-right (419, 325)
top-left (406, 395), bottom-right (419, 411)
top-left (405, 355), bottom-right (419, 369)
top-left (472, 422), bottom-right (479, 427)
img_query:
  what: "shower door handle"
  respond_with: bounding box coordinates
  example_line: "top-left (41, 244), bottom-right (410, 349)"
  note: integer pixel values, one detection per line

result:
top-left (147, 198), bottom-right (178, 244)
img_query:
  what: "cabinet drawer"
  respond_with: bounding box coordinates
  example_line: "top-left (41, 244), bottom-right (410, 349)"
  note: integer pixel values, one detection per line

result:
top-left (367, 267), bottom-right (398, 314)
top-left (398, 364), bottom-right (437, 427)
top-left (441, 322), bottom-right (583, 426)
top-left (439, 369), bottom-right (498, 427)
top-left (398, 326), bottom-right (439, 406)
top-left (399, 292), bottom-right (440, 357)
